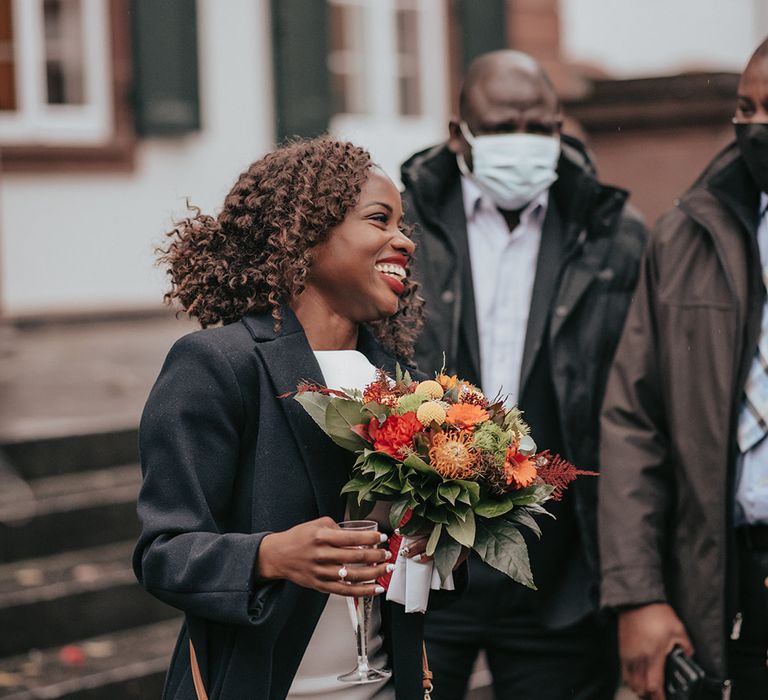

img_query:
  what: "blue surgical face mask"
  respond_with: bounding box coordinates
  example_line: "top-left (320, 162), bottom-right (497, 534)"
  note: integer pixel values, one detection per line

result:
top-left (457, 121), bottom-right (560, 210)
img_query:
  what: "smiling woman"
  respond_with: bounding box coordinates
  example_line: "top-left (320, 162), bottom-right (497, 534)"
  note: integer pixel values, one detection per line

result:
top-left (132, 137), bottom-right (452, 700)
top-left (296, 167), bottom-right (416, 342)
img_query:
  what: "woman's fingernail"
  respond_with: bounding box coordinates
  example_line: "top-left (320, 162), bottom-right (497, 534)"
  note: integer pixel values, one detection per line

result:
top-left (374, 585), bottom-right (385, 595)
top-left (412, 553), bottom-right (423, 562)
top-left (384, 550), bottom-right (392, 560)
top-left (386, 563), bottom-right (396, 573)
top-left (379, 533), bottom-right (388, 543)
top-left (394, 528), bottom-right (400, 536)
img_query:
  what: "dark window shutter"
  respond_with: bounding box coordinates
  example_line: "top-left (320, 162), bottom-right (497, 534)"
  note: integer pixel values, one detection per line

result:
top-left (270, 0), bottom-right (331, 141)
top-left (130, 0), bottom-right (200, 136)
top-left (455, 0), bottom-right (507, 67)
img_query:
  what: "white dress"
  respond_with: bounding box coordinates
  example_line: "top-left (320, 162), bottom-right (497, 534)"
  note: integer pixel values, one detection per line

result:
top-left (287, 350), bottom-right (395, 699)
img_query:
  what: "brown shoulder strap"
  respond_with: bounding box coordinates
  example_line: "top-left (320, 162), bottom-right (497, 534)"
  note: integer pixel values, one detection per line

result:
top-left (422, 641), bottom-right (433, 699)
top-left (190, 641), bottom-right (209, 700)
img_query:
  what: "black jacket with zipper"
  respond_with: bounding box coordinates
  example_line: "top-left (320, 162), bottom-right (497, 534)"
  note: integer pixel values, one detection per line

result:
top-left (401, 137), bottom-right (647, 619)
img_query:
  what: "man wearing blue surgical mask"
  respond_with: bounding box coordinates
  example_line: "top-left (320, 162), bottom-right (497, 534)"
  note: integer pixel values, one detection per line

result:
top-left (401, 50), bottom-right (647, 699)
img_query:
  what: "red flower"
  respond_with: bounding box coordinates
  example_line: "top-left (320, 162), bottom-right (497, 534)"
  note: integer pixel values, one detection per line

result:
top-left (368, 412), bottom-right (423, 458)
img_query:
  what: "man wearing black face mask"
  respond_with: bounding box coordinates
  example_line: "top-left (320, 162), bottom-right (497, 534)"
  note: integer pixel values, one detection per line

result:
top-left (401, 51), bottom-right (647, 699)
top-left (600, 38), bottom-right (768, 699)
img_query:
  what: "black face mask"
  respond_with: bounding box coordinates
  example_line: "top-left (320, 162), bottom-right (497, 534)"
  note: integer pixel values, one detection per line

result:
top-left (735, 122), bottom-right (768, 194)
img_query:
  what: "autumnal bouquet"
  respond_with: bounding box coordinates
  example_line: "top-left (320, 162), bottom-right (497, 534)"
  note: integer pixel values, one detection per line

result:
top-left (295, 366), bottom-right (591, 593)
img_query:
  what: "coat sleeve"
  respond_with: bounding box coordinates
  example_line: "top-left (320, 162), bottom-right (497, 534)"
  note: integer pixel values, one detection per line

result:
top-left (133, 332), bottom-right (283, 626)
top-left (598, 235), bottom-right (673, 610)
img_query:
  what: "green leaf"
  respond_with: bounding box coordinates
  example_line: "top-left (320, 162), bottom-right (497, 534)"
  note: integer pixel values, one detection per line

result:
top-left (507, 483), bottom-right (554, 505)
top-left (403, 454), bottom-right (436, 475)
top-left (395, 363), bottom-right (404, 383)
top-left (400, 514), bottom-right (427, 536)
top-left (362, 402), bottom-right (389, 423)
top-left (507, 507), bottom-right (542, 538)
top-left (370, 455), bottom-right (394, 479)
top-left (454, 479), bottom-right (481, 506)
top-left (389, 497), bottom-right (412, 529)
top-left (438, 482), bottom-right (461, 506)
top-left (434, 533), bottom-right (462, 585)
top-left (381, 469), bottom-right (404, 488)
top-left (473, 518), bottom-right (535, 589)
top-left (340, 476), bottom-right (370, 495)
top-left (474, 497), bottom-right (516, 518)
top-left (446, 509), bottom-right (475, 547)
top-left (294, 392), bottom-right (333, 431)
top-left (354, 478), bottom-right (378, 505)
top-left (444, 386), bottom-right (459, 402)
top-left (425, 523), bottom-right (442, 556)
top-left (425, 504), bottom-right (451, 524)
top-left (414, 480), bottom-right (435, 501)
top-left (324, 399), bottom-right (370, 451)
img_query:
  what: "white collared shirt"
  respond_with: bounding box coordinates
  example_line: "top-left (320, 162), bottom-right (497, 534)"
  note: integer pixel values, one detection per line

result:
top-left (736, 193), bottom-right (768, 525)
top-left (462, 176), bottom-right (548, 405)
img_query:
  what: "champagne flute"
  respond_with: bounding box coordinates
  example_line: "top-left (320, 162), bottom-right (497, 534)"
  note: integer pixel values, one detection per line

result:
top-left (336, 519), bottom-right (392, 684)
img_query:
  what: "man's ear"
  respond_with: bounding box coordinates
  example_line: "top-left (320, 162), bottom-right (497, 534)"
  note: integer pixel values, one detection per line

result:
top-left (448, 120), bottom-right (462, 155)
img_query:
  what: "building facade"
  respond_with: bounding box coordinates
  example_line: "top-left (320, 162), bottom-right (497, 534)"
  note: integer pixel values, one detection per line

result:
top-left (0, 0), bottom-right (765, 318)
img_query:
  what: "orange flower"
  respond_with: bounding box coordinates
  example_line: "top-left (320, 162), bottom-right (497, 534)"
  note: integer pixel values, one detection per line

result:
top-left (504, 446), bottom-right (537, 488)
top-left (445, 403), bottom-right (489, 429)
top-left (368, 412), bottom-right (422, 458)
top-left (428, 431), bottom-right (476, 480)
top-left (436, 373), bottom-right (460, 391)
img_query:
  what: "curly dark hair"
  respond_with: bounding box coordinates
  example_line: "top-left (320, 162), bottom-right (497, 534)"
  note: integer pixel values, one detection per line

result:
top-left (159, 137), bottom-right (423, 359)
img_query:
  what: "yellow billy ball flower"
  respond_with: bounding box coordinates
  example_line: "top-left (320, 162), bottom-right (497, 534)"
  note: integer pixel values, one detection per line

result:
top-left (416, 401), bottom-right (447, 426)
top-left (414, 380), bottom-right (444, 400)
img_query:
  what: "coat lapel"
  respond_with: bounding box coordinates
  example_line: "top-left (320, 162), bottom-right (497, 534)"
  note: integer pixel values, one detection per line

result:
top-left (242, 311), bottom-right (348, 520)
top-left (519, 197), bottom-right (565, 396)
top-left (438, 179), bottom-right (482, 383)
top-left (242, 312), bottom-right (404, 520)
top-left (549, 233), bottom-right (613, 340)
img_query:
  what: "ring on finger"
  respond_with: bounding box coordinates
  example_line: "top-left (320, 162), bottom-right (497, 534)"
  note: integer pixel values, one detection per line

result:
top-left (400, 545), bottom-right (410, 557)
top-left (338, 566), bottom-right (348, 580)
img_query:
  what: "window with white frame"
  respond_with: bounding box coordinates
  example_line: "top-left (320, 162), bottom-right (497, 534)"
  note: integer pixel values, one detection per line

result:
top-left (0, 0), bottom-right (113, 146)
top-left (327, 0), bottom-right (444, 121)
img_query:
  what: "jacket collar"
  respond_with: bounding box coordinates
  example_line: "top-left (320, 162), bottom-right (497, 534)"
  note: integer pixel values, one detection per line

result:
top-left (240, 308), bottom-right (399, 518)
top-left (402, 137), bottom-right (628, 254)
top-left (704, 143), bottom-right (761, 236)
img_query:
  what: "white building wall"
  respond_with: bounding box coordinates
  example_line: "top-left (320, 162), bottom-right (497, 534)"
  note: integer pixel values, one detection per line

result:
top-left (561, 0), bottom-right (766, 78)
top-left (0, 0), bottom-right (275, 316)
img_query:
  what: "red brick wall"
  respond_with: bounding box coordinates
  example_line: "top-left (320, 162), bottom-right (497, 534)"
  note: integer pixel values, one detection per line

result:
top-left (585, 124), bottom-right (734, 226)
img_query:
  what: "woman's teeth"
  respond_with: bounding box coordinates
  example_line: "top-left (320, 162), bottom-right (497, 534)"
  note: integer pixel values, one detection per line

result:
top-left (375, 263), bottom-right (406, 280)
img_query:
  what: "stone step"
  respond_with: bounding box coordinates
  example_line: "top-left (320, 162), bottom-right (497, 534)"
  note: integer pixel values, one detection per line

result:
top-left (1, 429), bottom-right (139, 481)
top-left (0, 465), bottom-right (141, 563)
top-left (0, 542), bottom-right (177, 658)
top-left (0, 618), bottom-right (180, 699)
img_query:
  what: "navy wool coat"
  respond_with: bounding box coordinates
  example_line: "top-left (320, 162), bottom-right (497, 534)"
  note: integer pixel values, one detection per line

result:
top-left (133, 309), bottom-right (434, 699)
